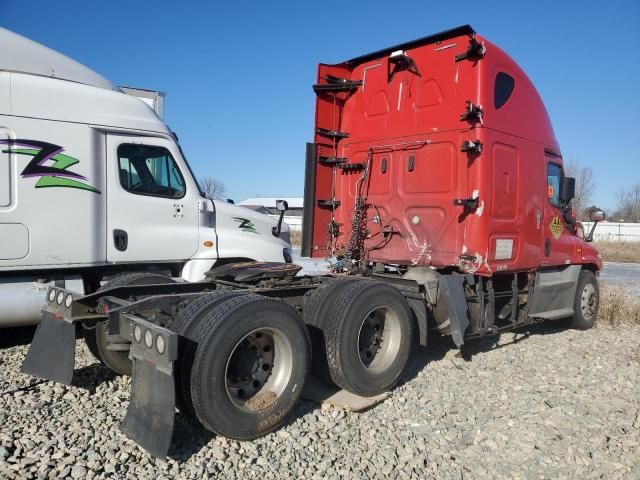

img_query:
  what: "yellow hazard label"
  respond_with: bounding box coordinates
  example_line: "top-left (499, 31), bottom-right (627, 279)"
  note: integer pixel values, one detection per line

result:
top-left (549, 215), bottom-right (563, 240)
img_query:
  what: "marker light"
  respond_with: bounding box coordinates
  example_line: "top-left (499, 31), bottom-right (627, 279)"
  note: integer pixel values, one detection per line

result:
top-left (144, 329), bottom-right (153, 349)
top-left (133, 325), bottom-right (142, 343)
top-left (156, 335), bottom-right (166, 355)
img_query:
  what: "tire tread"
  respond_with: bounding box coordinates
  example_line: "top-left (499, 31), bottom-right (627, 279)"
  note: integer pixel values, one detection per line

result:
top-left (189, 294), bottom-right (310, 439)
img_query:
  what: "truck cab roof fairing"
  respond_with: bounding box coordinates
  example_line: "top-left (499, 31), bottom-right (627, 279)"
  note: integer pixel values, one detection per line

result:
top-left (0, 27), bottom-right (114, 90)
top-left (477, 36), bottom-right (559, 151)
top-left (342, 25), bottom-right (476, 66)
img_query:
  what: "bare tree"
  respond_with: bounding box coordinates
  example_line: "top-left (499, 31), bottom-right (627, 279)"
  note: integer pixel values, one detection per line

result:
top-left (565, 158), bottom-right (595, 219)
top-left (613, 182), bottom-right (640, 222)
top-left (199, 176), bottom-right (227, 201)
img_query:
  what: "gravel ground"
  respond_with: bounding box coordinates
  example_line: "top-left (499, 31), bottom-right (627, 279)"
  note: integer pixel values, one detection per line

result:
top-left (1, 322), bottom-right (639, 480)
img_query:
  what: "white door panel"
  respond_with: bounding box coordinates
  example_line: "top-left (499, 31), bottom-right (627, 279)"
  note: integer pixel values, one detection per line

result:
top-left (106, 135), bottom-right (199, 262)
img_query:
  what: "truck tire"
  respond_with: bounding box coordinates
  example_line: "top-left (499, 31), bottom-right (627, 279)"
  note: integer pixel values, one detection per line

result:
top-left (189, 295), bottom-right (310, 439)
top-left (570, 270), bottom-right (599, 330)
top-left (302, 277), bottom-right (364, 384)
top-left (172, 290), bottom-right (247, 419)
top-left (324, 280), bottom-right (413, 397)
top-left (83, 272), bottom-right (175, 376)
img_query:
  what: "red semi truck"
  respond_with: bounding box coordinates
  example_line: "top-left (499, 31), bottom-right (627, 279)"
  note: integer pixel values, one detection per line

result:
top-left (22, 26), bottom-right (605, 457)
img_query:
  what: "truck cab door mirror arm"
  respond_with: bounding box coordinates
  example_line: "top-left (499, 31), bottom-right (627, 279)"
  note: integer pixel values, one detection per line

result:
top-left (584, 208), bottom-right (606, 242)
top-left (272, 200), bottom-right (289, 237)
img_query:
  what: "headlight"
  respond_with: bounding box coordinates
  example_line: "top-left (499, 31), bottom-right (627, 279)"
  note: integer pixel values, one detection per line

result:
top-left (48, 289), bottom-right (56, 303)
top-left (144, 329), bottom-right (153, 349)
top-left (64, 294), bottom-right (73, 308)
top-left (56, 291), bottom-right (65, 305)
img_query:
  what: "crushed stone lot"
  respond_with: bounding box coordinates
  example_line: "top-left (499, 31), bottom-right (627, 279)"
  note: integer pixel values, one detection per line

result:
top-left (1, 323), bottom-right (639, 479)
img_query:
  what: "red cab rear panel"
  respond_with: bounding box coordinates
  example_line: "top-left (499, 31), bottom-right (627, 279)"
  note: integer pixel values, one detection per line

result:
top-left (307, 26), bottom-right (597, 275)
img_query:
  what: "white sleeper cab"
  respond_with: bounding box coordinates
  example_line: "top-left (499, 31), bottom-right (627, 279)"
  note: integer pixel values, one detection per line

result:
top-left (0, 27), bottom-right (292, 327)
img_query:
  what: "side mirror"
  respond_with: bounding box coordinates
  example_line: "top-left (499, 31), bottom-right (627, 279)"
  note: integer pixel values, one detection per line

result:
top-left (585, 207), bottom-right (606, 242)
top-left (276, 200), bottom-right (289, 212)
top-left (560, 176), bottom-right (576, 202)
top-left (226, 198), bottom-right (235, 204)
top-left (589, 210), bottom-right (605, 222)
top-left (272, 199), bottom-right (289, 237)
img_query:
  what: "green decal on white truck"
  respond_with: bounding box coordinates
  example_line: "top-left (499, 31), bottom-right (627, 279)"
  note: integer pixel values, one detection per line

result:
top-left (0, 139), bottom-right (100, 193)
top-left (233, 217), bottom-right (259, 234)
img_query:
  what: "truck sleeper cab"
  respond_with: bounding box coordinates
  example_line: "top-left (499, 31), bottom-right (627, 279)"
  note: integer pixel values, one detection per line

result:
top-left (20, 26), bottom-right (604, 459)
top-left (0, 27), bottom-right (292, 329)
top-left (303, 24), bottom-right (604, 337)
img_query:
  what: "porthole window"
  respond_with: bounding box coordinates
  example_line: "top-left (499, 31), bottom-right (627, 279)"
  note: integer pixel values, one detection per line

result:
top-left (494, 72), bottom-right (515, 109)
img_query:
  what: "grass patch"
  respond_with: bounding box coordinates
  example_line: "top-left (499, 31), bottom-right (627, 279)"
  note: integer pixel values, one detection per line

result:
top-left (598, 285), bottom-right (640, 326)
top-left (593, 241), bottom-right (640, 263)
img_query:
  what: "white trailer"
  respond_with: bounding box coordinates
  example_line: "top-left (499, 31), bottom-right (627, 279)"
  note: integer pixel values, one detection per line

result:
top-left (0, 27), bottom-right (293, 328)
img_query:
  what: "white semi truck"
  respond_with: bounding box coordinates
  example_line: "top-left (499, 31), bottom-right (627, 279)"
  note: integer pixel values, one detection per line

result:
top-left (0, 29), bottom-right (292, 327)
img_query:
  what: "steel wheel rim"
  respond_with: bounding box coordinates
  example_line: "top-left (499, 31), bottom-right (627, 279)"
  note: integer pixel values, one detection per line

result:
top-left (357, 306), bottom-right (402, 373)
top-left (580, 283), bottom-right (598, 321)
top-left (224, 328), bottom-right (293, 412)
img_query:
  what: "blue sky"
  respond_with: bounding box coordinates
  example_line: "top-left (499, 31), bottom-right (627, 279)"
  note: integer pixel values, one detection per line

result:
top-left (3, 0), bottom-right (639, 210)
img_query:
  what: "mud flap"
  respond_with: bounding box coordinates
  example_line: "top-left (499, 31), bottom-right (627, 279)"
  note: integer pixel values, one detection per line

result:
top-left (120, 359), bottom-right (176, 459)
top-left (118, 315), bottom-right (178, 459)
top-left (21, 311), bottom-right (76, 385)
top-left (439, 275), bottom-right (472, 347)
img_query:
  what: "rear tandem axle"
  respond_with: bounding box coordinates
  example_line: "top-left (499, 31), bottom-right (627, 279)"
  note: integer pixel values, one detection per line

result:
top-left (20, 262), bottom-right (595, 458)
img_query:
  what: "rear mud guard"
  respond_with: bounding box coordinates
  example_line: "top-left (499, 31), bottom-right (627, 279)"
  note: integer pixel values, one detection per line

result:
top-left (120, 358), bottom-right (176, 458)
top-left (118, 315), bottom-right (178, 459)
top-left (21, 310), bottom-right (76, 385)
top-left (439, 275), bottom-right (473, 347)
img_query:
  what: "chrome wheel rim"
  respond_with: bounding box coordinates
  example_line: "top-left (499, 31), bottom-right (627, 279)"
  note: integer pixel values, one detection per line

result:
top-left (580, 283), bottom-right (598, 322)
top-left (357, 306), bottom-right (402, 373)
top-left (225, 328), bottom-right (293, 412)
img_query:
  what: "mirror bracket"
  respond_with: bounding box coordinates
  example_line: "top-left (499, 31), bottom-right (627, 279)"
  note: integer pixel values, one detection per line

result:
top-left (584, 208), bottom-right (606, 242)
top-left (272, 200), bottom-right (289, 237)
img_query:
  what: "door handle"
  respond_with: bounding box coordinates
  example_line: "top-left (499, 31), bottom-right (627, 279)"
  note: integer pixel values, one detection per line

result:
top-left (114, 229), bottom-right (128, 252)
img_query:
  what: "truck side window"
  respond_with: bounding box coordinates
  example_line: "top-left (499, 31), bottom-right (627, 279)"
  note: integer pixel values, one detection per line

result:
top-left (547, 163), bottom-right (562, 208)
top-left (117, 144), bottom-right (186, 199)
top-left (494, 72), bottom-right (515, 109)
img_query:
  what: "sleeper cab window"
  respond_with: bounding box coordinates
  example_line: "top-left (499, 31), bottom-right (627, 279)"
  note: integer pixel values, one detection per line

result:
top-left (117, 144), bottom-right (186, 199)
top-left (547, 163), bottom-right (562, 208)
top-left (494, 72), bottom-right (515, 109)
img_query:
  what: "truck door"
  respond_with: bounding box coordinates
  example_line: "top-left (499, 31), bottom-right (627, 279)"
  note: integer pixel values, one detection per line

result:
top-left (542, 158), bottom-right (575, 265)
top-left (106, 135), bottom-right (199, 262)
